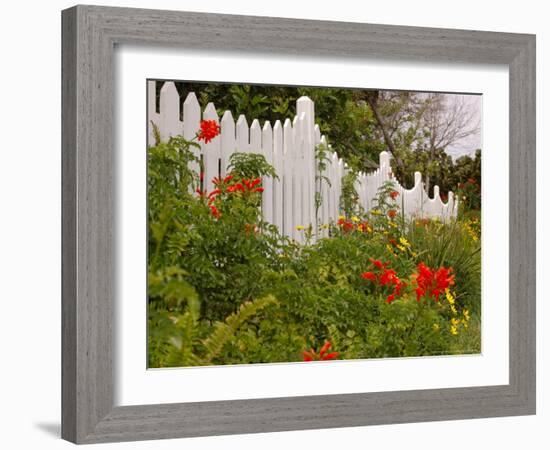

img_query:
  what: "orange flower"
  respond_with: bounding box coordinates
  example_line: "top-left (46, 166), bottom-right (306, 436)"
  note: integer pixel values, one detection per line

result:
top-left (197, 120), bottom-right (221, 144)
top-left (414, 262), bottom-right (455, 302)
top-left (390, 190), bottom-right (399, 200)
top-left (388, 209), bottom-right (397, 219)
top-left (303, 341), bottom-right (340, 361)
top-left (209, 204), bottom-right (221, 219)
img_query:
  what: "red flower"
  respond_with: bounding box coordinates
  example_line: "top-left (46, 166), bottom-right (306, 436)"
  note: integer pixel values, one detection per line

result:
top-left (197, 120), bottom-right (221, 144)
top-left (212, 174), bottom-right (234, 186)
top-left (388, 209), bottom-right (397, 219)
top-left (363, 259), bottom-right (406, 304)
top-left (467, 178), bottom-right (477, 185)
top-left (390, 190), bottom-right (399, 200)
top-left (209, 204), bottom-right (221, 219)
top-left (368, 258), bottom-right (388, 269)
top-left (303, 341), bottom-right (340, 362)
top-left (227, 183), bottom-right (244, 193)
top-left (195, 187), bottom-right (205, 197)
top-left (337, 218), bottom-right (354, 232)
top-left (414, 262), bottom-right (455, 302)
top-left (379, 268), bottom-right (398, 286)
top-left (207, 189), bottom-right (222, 200)
top-left (243, 178), bottom-right (262, 190)
top-left (227, 178), bottom-right (263, 194)
top-left (361, 271), bottom-right (377, 281)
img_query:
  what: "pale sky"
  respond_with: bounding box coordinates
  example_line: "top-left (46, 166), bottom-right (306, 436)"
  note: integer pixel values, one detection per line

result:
top-left (443, 93), bottom-right (482, 159)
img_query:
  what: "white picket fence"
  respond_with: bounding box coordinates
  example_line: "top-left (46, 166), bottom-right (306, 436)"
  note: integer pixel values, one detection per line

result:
top-left (148, 81), bottom-right (457, 242)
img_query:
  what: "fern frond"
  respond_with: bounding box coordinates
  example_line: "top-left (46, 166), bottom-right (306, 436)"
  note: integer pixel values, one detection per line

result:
top-left (202, 295), bottom-right (277, 364)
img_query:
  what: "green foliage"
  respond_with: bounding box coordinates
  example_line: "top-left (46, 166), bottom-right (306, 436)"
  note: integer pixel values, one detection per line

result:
top-left (339, 169), bottom-right (361, 217)
top-left (227, 152), bottom-right (278, 180)
top-left (149, 295), bottom-right (278, 367)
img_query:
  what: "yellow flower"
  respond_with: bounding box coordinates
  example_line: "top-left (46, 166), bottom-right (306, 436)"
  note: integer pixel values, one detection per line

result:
top-left (351, 216), bottom-right (360, 223)
top-left (399, 237), bottom-right (411, 247)
top-left (386, 244), bottom-right (395, 254)
top-left (463, 309), bottom-right (470, 321)
top-left (389, 221), bottom-right (398, 228)
top-left (411, 251), bottom-right (418, 258)
top-left (451, 318), bottom-right (460, 327)
top-left (397, 244), bottom-right (406, 252)
top-left (450, 325), bottom-right (458, 336)
top-left (338, 215), bottom-right (345, 221)
top-left (450, 305), bottom-right (457, 315)
top-left (461, 319), bottom-right (469, 329)
top-left (432, 323), bottom-right (440, 332)
top-left (295, 225), bottom-right (305, 231)
top-left (371, 209), bottom-right (381, 216)
top-left (445, 288), bottom-right (455, 305)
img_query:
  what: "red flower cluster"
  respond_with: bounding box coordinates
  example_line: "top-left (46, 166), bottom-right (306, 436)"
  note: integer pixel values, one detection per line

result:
top-left (414, 262), bottom-right (455, 302)
top-left (387, 209), bottom-right (398, 219)
top-left (212, 174), bottom-right (234, 187)
top-left (337, 217), bottom-right (355, 232)
top-left (197, 120), bottom-right (221, 144)
top-left (303, 341), bottom-right (340, 361)
top-left (197, 175), bottom-right (264, 219)
top-left (390, 190), bottom-right (399, 200)
top-left (227, 177), bottom-right (264, 194)
top-left (361, 258), bottom-right (406, 304)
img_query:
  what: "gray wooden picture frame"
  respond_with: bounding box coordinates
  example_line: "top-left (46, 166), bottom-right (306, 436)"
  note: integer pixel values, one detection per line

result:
top-left (61, 4), bottom-right (536, 444)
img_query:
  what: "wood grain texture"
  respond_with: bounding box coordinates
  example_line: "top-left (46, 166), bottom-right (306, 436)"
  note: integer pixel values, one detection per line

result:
top-left (61, 4), bottom-right (536, 444)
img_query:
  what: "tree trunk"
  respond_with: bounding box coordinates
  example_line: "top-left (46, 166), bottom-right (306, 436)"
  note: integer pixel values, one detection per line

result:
top-left (365, 96), bottom-right (405, 174)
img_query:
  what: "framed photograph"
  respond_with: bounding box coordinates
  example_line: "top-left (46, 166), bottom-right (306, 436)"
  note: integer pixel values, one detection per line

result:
top-left (62, 5), bottom-right (536, 444)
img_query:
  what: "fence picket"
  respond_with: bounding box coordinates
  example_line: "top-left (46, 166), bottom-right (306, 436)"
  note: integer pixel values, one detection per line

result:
top-left (159, 82), bottom-right (182, 142)
top-left (220, 110), bottom-right (235, 176)
top-left (202, 103), bottom-right (220, 193)
top-left (261, 121), bottom-right (274, 224)
top-left (183, 92), bottom-right (201, 180)
top-left (236, 115), bottom-right (249, 153)
top-left (272, 121), bottom-right (284, 233)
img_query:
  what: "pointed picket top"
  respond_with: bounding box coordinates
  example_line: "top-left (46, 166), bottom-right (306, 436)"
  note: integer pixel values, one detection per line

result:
top-left (250, 119), bottom-right (262, 153)
top-left (159, 81), bottom-right (181, 140)
top-left (262, 121), bottom-right (273, 160)
top-left (314, 124), bottom-right (321, 144)
top-left (221, 109), bottom-right (234, 125)
top-left (433, 185), bottom-right (440, 200)
top-left (183, 92), bottom-right (200, 140)
top-left (183, 91), bottom-right (199, 107)
top-left (262, 120), bottom-right (273, 133)
top-left (203, 102), bottom-right (218, 121)
top-left (236, 114), bottom-right (249, 152)
top-left (320, 135), bottom-right (327, 146)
